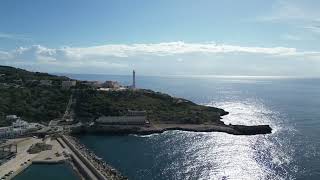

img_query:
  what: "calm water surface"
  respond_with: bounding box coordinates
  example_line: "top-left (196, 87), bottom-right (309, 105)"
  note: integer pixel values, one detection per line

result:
top-left (65, 74), bottom-right (320, 180)
top-left (13, 164), bottom-right (78, 180)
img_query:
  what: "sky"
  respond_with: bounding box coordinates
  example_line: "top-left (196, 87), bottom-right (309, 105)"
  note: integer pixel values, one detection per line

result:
top-left (0, 0), bottom-right (320, 76)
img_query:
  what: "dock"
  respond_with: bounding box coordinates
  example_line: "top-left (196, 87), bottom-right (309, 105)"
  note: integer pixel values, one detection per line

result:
top-left (57, 136), bottom-right (101, 180)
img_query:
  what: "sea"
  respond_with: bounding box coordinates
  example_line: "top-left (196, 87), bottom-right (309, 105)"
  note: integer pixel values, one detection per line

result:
top-left (18, 74), bottom-right (320, 180)
top-left (13, 164), bottom-right (78, 180)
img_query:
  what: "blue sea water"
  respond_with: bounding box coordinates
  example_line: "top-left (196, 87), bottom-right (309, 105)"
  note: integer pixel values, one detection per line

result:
top-left (13, 164), bottom-right (78, 180)
top-left (66, 74), bottom-right (320, 180)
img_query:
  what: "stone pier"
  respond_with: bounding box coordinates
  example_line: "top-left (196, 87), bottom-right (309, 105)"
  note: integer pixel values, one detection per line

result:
top-left (59, 135), bottom-right (125, 180)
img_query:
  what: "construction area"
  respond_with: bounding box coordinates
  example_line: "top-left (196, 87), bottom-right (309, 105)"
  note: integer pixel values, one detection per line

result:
top-left (0, 135), bottom-right (125, 180)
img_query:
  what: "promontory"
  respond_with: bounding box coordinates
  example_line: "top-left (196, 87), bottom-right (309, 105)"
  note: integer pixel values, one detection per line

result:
top-left (0, 65), bottom-right (272, 136)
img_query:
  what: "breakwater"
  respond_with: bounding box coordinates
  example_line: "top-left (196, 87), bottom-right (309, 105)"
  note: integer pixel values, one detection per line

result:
top-left (59, 135), bottom-right (126, 180)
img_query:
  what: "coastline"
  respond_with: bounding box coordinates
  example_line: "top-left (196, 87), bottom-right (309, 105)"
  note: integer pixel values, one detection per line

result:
top-left (71, 123), bottom-right (272, 136)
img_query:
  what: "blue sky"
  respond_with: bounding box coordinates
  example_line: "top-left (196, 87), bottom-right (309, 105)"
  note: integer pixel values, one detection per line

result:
top-left (0, 0), bottom-right (320, 76)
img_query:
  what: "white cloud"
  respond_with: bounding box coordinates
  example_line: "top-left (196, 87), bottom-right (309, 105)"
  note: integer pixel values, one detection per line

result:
top-left (258, 0), bottom-right (320, 22)
top-left (0, 42), bottom-right (320, 76)
top-left (36, 42), bottom-right (301, 58)
top-left (2, 42), bottom-right (320, 61)
top-left (0, 32), bottom-right (31, 41)
top-left (256, 0), bottom-right (320, 36)
top-left (304, 25), bottom-right (320, 34)
top-left (177, 58), bottom-right (183, 62)
top-left (0, 42), bottom-right (310, 63)
top-left (282, 34), bottom-right (302, 41)
top-left (0, 50), bottom-right (12, 60)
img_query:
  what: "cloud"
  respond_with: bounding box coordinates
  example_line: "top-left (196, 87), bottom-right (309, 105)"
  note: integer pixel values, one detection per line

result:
top-left (36, 42), bottom-right (302, 58)
top-left (0, 32), bottom-right (31, 41)
top-left (256, 0), bottom-right (320, 35)
top-left (258, 0), bottom-right (320, 22)
top-left (0, 42), bottom-right (308, 63)
top-left (304, 24), bottom-right (320, 34)
top-left (0, 50), bottom-right (12, 60)
top-left (0, 42), bottom-right (320, 76)
top-left (2, 42), bottom-right (320, 61)
top-left (281, 34), bottom-right (302, 41)
top-left (177, 58), bottom-right (183, 62)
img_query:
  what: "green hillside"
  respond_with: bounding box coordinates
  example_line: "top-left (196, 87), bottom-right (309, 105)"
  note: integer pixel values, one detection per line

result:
top-left (0, 66), bottom-right (228, 126)
top-left (75, 89), bottom-right (227, 124)
top-left (0, 66), bottom-right (71, 126)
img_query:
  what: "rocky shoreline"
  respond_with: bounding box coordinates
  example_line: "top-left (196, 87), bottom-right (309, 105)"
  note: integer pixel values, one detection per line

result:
top-left (71, 109), bottom-right (272, 136)
top-left (71, 123), bottom-right (272, 136)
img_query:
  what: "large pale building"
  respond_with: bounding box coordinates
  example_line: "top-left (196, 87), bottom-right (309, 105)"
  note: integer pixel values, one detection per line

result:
top-left (96, 116), bottom-right (147, 125)
top-left (102, 81), bottom-right (121, 88)
top-left (96, 110), bottom-right (147, 125)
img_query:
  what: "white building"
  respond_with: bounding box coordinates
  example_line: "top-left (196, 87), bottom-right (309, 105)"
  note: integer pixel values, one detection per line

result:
top-left (96, 110), bottom-right (148, 125)
top-left (80, 81), bottom-right (102, 88)
top-left (96, 116), bottom-right (147, 125)
top-left (102, 81), bottom-right (121, 88)
top-left (6, 115), bottom-right (18, 121)
top-left (12, 119), bottom-right (29, 129)
top-left (0, 117), bottom-right (41, 139)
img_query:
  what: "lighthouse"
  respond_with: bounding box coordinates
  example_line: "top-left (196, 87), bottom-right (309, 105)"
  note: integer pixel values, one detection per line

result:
top-left (132, 70), bottom-right (136, 89)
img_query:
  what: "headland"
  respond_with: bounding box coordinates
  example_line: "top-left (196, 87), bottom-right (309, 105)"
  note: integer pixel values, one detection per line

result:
top-left (0, 66), bottom-right (272, 179)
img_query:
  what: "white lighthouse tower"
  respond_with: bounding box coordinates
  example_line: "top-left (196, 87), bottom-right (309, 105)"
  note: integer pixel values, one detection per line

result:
top-left (132, 70), bottom-right (136, 89)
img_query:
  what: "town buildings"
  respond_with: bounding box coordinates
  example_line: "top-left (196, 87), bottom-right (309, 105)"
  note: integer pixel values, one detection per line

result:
top-left (102, 81), bottom-right (120, 89)
top-left (0, 116), bottom-right (41, 139)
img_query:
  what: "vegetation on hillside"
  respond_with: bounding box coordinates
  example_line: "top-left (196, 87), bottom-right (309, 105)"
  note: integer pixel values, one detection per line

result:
top-left (75, 89), bottom-right (227, 124)
top-left (0, 66), bottom-right (71, 126)
top-left (0, 65), bottom-right (227, 126)
top-left (0, 66), bottom-right (69, 81)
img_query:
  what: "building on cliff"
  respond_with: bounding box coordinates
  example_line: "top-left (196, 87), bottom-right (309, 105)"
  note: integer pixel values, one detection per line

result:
top-left (96, 110), bottom-right (148, 125)
top-left (102, 81), bottom-right (121, 89)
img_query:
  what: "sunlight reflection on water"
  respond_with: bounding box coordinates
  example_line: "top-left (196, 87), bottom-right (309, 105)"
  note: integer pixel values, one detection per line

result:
top-left (78, 99), bottom-right (299, 180)
top-left (160, 99), bottom-right (295, 180)
top-left (71, 74), bottom-right (320, 180)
